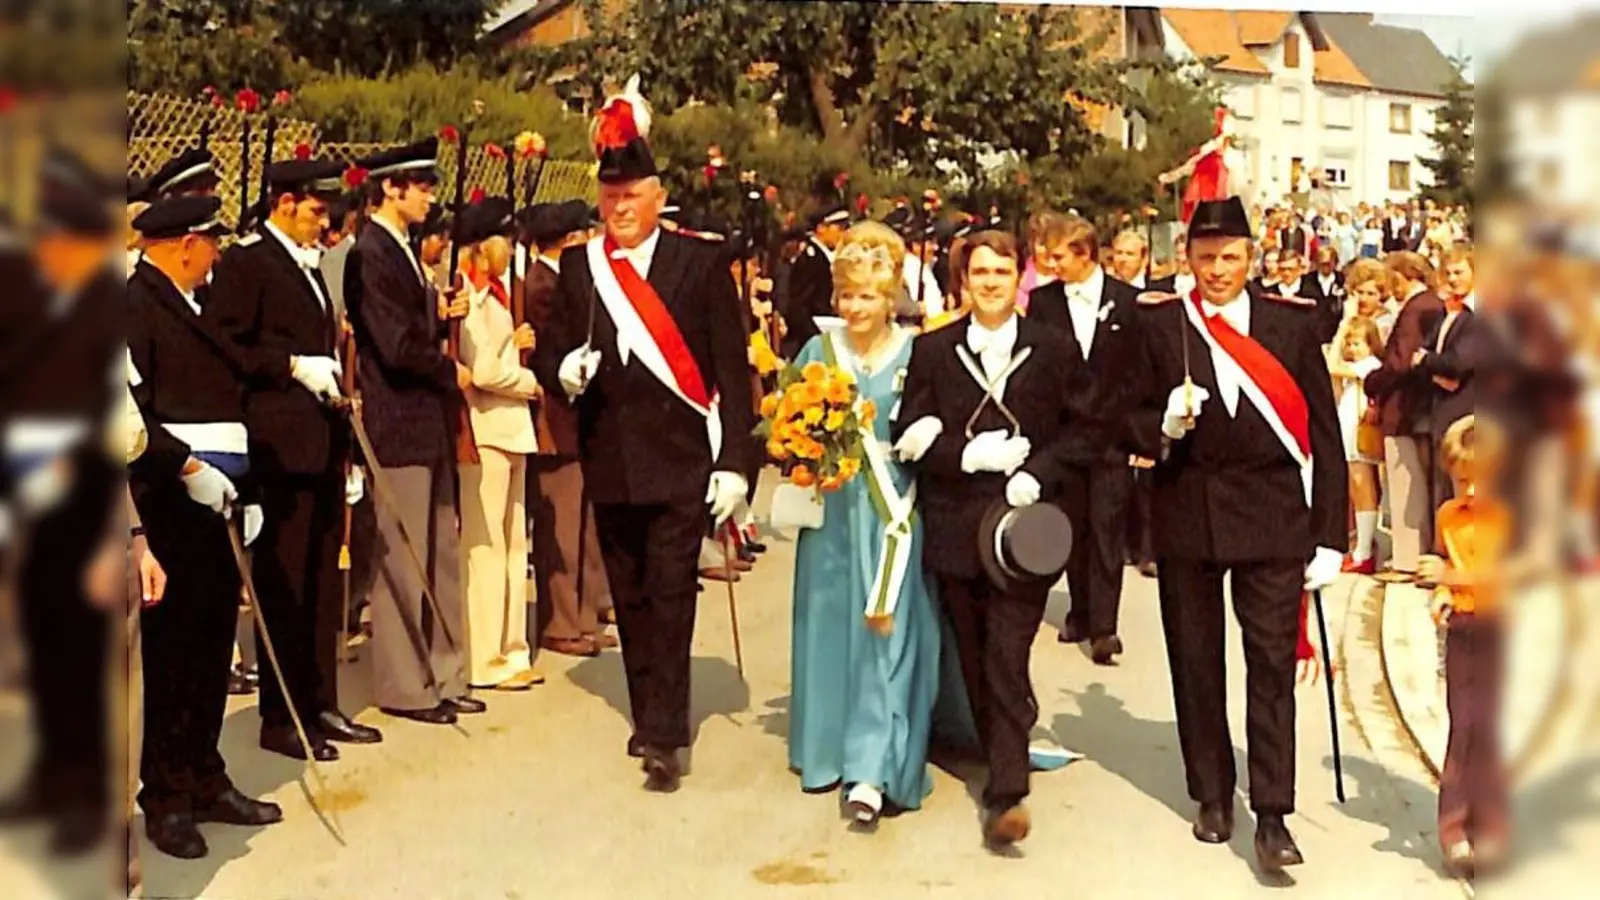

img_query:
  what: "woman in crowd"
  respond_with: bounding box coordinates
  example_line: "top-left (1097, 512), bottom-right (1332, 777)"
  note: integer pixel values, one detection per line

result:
top-left (787, 220), bottom-right (941, 825)
top-left (455, 198), bottom-right (544, 691)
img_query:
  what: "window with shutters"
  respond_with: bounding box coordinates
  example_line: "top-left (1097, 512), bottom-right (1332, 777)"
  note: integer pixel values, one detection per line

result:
top-left (1321, 94), bottom-right (1353, 129)
top-left (1283, 33), bottom-right (1301, 69)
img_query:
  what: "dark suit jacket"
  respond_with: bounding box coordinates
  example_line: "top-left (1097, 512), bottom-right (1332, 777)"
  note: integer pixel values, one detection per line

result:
top-left (1292, 271), bottom-right (1344, 344)
top-left (1127, 287), bottom-right (1346, 562)
top-left (1024, 271), bottom-right (1142, 465)
top-left (893, 316), bottom-right (1097, 579)
top-left (530, 230), bottom-right (754, 506)
top-left (345, 221), bottom-right (457, 469)
top-left (779, 238), bottom-right (833, 358)
top-left (522, 257), bottom-right (578, 456)
top-left (1416, 307), bottom-right (1478, 440)
top-left (1364, 290), bottom-right (1446, 436)
top-left (207, 227), bottom-right (346, 476)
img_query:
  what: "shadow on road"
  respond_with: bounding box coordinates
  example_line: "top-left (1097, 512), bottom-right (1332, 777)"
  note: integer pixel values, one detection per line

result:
top-left (565, 653), bottom-right (751, 752)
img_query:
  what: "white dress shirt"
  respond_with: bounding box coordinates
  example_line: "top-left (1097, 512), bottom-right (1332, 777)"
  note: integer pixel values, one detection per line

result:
top-left (903, 255), bottom-right (944, 319)
top-left (370, 214), bottom-right (424, 284)
top-left (265, 221), bottom-right (329, 311)
top-left (1199, 291), bottom-right (1251, 417)
top-left (965, 313), bottom-right (1020, 398)
top-left (1317, 272), bottom-right (1338, 297)
top-left (1173, 272), bottom-right (1196, 297)
top-left (609, 227), bottom-right (662, 279)
top-left (1061, 266), bottom-right (1106, 361)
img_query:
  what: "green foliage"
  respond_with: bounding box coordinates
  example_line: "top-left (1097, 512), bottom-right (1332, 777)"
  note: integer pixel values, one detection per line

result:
top-left (1419, 56), bottom-right (1475, 210)
top-left (283, 64), bottom-right (591, 149)
top-left (271, 0), bottom-right (498, 78)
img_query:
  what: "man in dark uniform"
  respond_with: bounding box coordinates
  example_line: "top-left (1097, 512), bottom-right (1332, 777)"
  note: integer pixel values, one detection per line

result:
top-left (144, 147), bottom-right (221, 199)
top-left (206, 157), bottom-right (384, 759)
top-left (1024, 214), bottom-right (1142, 664)
top-left (531, 81), bottom-right (753, 792)
top-left (778, 203), bottom-right (849, 357)
top-left (128, 195), bottom-right (283, 859)
top-left (1128, 197), bottom-right (1346, 873)
top-left (894, 230), bottom-right (1097, 848)
top-left (0, 148), bottom-right (124, 854)
top-left (1306, 245), bottom-right (1346, 344)
top-left (344, 138), bottom-right (481, 726)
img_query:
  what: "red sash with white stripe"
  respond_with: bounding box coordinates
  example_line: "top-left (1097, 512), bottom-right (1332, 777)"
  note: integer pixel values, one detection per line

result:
top-left (1189, 291), bottom-right (1310, 459)
top-left (602, 235), bottom-right (711, 409)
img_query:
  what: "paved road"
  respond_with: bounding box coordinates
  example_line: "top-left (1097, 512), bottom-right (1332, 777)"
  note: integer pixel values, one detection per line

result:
top-left (13, 479), bottom-right (1586, 898)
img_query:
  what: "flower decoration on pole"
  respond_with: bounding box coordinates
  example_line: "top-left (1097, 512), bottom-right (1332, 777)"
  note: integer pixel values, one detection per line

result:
top-left (439, 124), bottom-right (461, 145)
top-left (234, 88), bottom-right (261, 114)
top-left (832, 171), bottom-right (850, 193)
top-left (293, 142), bottom-right (313, 161)
top-left (468, 187), bottom-right (487, 204)
top-left (921, 189), bottom-right (942, 213)
top-left (704, 144), bottom-right (727, 186)
top-left (484, 142), bottom-right (508, 160)
top-left (513, 131), bottom-right (547, 159)
top-left (855, 193), bottom-right (870, 216)
top-left (271, 90), bottom-right (293, 108)
top-left (762, 184), bottom-right (780, 205)
top-left (343, 167), bottom-right (369, 189)
top-left (755, 359), bottom-right (876, 494)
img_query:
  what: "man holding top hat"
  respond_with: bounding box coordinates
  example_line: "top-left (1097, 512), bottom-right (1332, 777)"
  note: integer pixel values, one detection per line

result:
top-left (891, 229), bottom-right (1094, 848)
top-left (205, 155), bottom-right (383, 759)
top-left (1126, 196), bottom-right (1346, 872)
top-left (344, 137), bottom-right (482, 726)
top-left (128, 194), bottom-right (283, 858)
top-left (531, 76), bottom-right (753, 792)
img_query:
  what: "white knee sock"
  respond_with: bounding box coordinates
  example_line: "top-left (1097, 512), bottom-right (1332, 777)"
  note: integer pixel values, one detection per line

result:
top-left (1353, 511), bottom-right (1379, 562)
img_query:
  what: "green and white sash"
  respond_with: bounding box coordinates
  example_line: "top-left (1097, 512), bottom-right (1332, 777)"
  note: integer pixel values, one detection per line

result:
top-left (821, 332), bottom-right (918, 620)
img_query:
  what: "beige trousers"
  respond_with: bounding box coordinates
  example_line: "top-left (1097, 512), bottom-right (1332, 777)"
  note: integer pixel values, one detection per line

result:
top-left (460, 448), bottom-right (533, 687)
top-left (1384, 435), bottom-right (1434, 572)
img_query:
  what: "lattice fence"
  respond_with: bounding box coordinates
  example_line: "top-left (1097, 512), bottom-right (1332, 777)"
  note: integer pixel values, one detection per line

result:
top-left (128, 92), bottom-right (595, 230)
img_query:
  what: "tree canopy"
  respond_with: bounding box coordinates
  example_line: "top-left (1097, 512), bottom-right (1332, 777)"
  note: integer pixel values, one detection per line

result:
top-left (1418, 55), bottom-right (1474, 210)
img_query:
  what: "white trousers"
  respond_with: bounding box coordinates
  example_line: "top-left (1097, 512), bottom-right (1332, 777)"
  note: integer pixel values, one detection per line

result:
top-left (460, 448), bottom-right (533, 687)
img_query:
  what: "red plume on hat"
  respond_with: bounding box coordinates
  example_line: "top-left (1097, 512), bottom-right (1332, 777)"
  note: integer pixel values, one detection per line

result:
top-left (484, 142), bottom-right (507, 160)
top-left (590, 74), bottom-right (653, 157)
top-left (293, 143), bottom-right (313, 161)
top-left (235, 88), bottom-right (261, 114)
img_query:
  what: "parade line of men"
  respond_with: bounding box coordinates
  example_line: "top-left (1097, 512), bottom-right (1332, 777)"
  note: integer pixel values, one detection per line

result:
top-left (0, 79), bottom-right (1376, 893)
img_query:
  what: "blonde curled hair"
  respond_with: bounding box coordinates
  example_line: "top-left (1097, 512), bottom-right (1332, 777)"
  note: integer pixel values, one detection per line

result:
top-left (832, 220), bottom-right (905, 299)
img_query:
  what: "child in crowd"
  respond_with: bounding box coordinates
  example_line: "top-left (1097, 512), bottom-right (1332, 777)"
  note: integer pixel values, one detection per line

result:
top-left (1329, 316), bottom-right (1386, 573)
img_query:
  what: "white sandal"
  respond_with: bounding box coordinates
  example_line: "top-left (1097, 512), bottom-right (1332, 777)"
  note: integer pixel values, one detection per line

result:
top-left (846, 783), bottom-right (883, 824)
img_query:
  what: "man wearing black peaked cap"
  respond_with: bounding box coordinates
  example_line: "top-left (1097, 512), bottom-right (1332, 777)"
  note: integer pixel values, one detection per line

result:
top-left (531, 76), bottom-right (753, 791)
top-left (205, 156), bottom-right (384, 759)
top-left (778, 202), bottom-right (850, 357)
top-left (146, 147), bottom-right (221, 199)
top-left (344, 137), bottom-right (482, 726)
top-left (128, 194), bottom-right (285, 859)
top-left (1126, 196), bottom-right (1346, 873)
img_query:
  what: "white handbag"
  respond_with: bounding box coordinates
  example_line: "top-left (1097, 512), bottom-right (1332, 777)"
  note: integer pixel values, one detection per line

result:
top-left (769, 480), bottom-right (825, 530)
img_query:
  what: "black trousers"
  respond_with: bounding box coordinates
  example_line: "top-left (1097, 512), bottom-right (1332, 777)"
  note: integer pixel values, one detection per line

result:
top-left (1157, 558), bottom-right (1301, 815)
top-left (1439, 613), bottom-right (1508, 844)
top-left (137, 493), bottom-right (243, 815)
top-left (937, 573), bottom-right (1050, 810)
top-left (1125, 468), bottom-right (1155, 565)
top-left (251, 468), bottom-right (345, 730)
top-left (1061, 464), bottom-right (1133, 640)
top-left (593, 499), bottom-right (703, 750)
top-left (15, 458), bottom-right (116, 810)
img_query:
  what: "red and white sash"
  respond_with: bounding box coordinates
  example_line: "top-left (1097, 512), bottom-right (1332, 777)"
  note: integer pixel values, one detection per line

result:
top-left (586, 235), bottom-right (723, 459)
top-left (1179, 289), bottom-right (1313, 504)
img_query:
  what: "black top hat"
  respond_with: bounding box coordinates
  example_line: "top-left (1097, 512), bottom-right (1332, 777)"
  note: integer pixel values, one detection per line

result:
top-left (976, 500), bottom-right (1073, 593)
top-left (148, 148), bottom-right (219, 198)
top-left (453, 196), bottom-right (515, 246)
top-left (360, 138), bottom-right (441, 183)
top-left (415, 204), bottom-right (453, 240)
top-left (591, 79), bottom-right (658, 184)
top-left (262, 159), bottom-right (347, 201)
top-left (132, 195), bottom-right (231, 241)
top-left (1188, 197), bottom-right (1253, 242)
top-left (39, 147), bottom-right (115, 235)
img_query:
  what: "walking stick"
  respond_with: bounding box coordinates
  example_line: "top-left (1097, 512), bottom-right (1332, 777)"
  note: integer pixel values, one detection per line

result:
top-left (338, 322), bottom-right (358, 664)
top-left (719, 525), bottom-right (745, 681)
top-left (222, 508), bottom-right (344, 837)
top-left (1311, 588), bottom-right (1347, 803)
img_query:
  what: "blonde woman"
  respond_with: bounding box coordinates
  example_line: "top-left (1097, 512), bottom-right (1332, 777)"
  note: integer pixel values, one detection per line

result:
top-left (788, 221), bottom-right (940, 824)
top-left (455, 198), bottom-right (543, 691)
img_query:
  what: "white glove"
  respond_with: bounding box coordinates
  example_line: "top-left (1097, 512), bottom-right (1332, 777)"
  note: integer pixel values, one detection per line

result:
top-left (892, 416), bottom-right (944, 463)
top-left (961, 429), bottom-right (1031, 475)
top-left (242, 504), bottom-right (264, 546)
top-left (290, 355), bottom-right (343, 401)
top-left (1303, 546), bottom-right (1344, 592)
top-left (181, 462), bottom-right (238, 513)
top-left (345, 468), bottom-right (365, 506)
top-left (1005, 471), bottom-right (1041, 508)
top-left (1161, 383), bottom-right (1210, 440)
top-left (558, 346), bottom-right (602, 397)
top-left (16, 458), bottom-right (70, 515)
top-left (705, 471), bottom-right (749, 528)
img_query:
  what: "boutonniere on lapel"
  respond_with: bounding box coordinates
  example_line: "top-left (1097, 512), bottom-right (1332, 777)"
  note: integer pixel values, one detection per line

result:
top-left (1097, 300), bottom-right (1115, 322)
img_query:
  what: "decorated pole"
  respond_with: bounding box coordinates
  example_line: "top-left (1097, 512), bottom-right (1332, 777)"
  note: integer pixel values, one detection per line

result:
top-left (235, 88), bottom-right (261, 234)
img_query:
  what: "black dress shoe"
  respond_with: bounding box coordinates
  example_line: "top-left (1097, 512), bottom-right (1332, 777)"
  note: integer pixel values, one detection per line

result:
top-left (227, 668), bottom-right (256, 695)
top-left (318, 710), bottom-right (384, 744)
top-left (737, 546), bottom-right (759, 564)
top-left (1192, 801), bottom-right (1234, 844)
top-left (641, 745), bottom-right (681, 792)
top-left (1254, 814), bottom-right (1304, 871)
top-left (627, 735), bottom-right (645, 758)
top-left (1090, 635), bottom-right (1124, 666)
top-left (382, 703), bottom-right (457, 725)
top-left (1136, 561), bottom-right (1158, 578)
top-left (146, 812), bottom-right (207, 859)
top-left (194, 788), bottom-right (283, 826)
top-left (260, 727), bottom-right (339, 761)
top-left (446, 696), bottom-right (487, 715)
top-left (1058, 619), bottom-right (1089, 644)
top-left (746, 540), bottom-right (768, 554)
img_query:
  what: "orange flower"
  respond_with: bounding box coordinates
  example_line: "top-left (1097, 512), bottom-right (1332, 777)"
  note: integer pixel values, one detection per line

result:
top-left (792, 435), bottom-right (825, 460)
top-left (789, 465), bottom-right (816, 488)
top-left (859, 400), bottom-right (877, 423)
top-left (802, 406), bottom-right (824, 427)
top-left (825, 380), bottom-right (853, 405)
top-left (791, 382), bottom-right (825, 408)
top-left (836, 456), bottom-right (860, 480)
top-left (820, 474), bottom-right (845, 492)
top-left (801, 361), bottom-right (828, 384)
top-left (766, 438), bottom-right (789, 460)
top-left (824, 409), bottom-right (846, 431)
top-left (759, 392), bottom-right (779, 418)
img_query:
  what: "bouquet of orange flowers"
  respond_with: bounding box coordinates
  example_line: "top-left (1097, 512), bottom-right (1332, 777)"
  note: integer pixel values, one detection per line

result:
top-left (755, 360), bottom-right (876, 492)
